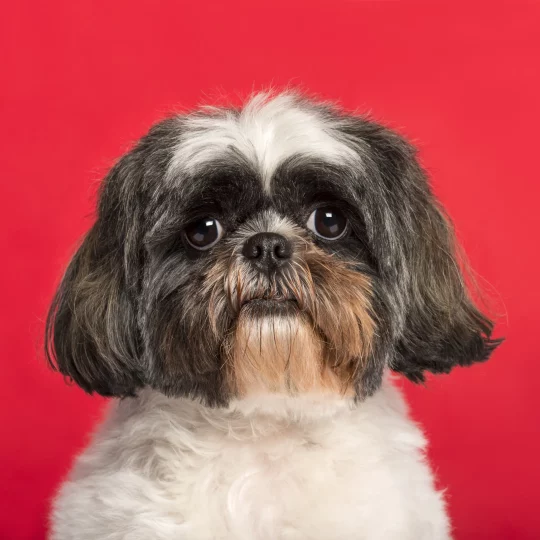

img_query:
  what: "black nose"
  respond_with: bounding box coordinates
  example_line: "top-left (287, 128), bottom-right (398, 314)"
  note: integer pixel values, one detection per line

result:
top-left (242, 232), bottom-right (292, 273)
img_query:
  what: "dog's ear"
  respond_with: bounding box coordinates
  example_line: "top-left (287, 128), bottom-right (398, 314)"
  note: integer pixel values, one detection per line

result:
top-left (45, 146), bottom-right (149, 396)
top-left (345, 120), bottom-right (502, 382)
top-left (391, 198), bottom-right (503, 382)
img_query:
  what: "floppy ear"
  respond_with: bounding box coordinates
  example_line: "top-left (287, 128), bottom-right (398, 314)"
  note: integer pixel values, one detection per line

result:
top-left (45, 151), bottom-right (146, 396)
top-left (345, 120), bottom-right (502, 382)
top-left (391, 198), bottom-right (503, 382)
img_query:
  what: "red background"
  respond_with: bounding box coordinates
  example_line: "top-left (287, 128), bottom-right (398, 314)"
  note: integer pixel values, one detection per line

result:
top-left (1, 1), bottom-right (539, 538)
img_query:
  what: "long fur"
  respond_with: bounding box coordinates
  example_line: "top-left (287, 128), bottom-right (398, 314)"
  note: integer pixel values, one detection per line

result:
top-left (46, 92), bottom-right (501, 539)
top-left (51, 380), bottom-right (450, 540)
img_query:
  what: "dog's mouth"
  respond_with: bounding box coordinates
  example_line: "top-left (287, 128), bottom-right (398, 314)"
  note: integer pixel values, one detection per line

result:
top-left (240, 294), bottom-right (299, 314)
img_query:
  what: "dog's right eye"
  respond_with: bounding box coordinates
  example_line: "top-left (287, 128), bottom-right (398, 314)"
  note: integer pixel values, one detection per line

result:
top-left (184, 218), bottom-right (223, 250)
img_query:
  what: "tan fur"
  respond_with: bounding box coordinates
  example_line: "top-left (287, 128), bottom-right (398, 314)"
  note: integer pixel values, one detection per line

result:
top-left (204, 216), bottom-right (375, 398)
top-left (228, 310), bottom-right (326, 394)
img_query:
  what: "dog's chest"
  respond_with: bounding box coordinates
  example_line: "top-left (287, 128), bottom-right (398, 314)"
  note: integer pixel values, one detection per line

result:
top-left (67, 388), bottom-right (449, 539)
top-left (160, 420), bottom-right (378, 539)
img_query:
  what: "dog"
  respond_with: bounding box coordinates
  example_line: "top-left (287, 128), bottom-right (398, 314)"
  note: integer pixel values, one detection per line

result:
top-left (46, 92), bottom-right (500, 539)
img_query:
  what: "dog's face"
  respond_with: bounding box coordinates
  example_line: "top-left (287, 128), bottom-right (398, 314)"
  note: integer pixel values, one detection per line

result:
top-left (46, 93), bottom-right (500, 406)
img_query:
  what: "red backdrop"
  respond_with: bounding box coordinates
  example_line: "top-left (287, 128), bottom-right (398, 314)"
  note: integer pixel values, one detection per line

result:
top-left (1, 1), bottom-right (539, 538)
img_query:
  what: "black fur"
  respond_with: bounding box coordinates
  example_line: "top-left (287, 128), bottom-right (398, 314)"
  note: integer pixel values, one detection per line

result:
top-left (334, 118), bottom-right (502, 382)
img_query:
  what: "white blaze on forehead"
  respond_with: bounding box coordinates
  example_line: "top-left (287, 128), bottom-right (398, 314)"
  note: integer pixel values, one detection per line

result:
top-left (169, 92), bottom-right (359, 192)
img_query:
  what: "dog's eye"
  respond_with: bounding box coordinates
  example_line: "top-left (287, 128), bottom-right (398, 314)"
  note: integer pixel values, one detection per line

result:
top-left (184, 218), bottom-right (223, 250)
top-left (307, 207), bottom-right (347, 240)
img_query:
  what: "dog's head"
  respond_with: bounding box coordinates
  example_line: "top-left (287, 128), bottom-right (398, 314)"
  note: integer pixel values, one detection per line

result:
top-left (45, 93), bottom-right (501, 406)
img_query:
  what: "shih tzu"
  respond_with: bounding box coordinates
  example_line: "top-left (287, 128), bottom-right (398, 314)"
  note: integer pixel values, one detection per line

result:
top-left (46, 92), bottom-right (500, 539)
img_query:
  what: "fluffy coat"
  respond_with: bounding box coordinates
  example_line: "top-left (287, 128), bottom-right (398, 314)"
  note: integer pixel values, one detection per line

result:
top-left (46, 92), bottom-right (500, 539)
top-left (51, 379), bottom-right (450, 540)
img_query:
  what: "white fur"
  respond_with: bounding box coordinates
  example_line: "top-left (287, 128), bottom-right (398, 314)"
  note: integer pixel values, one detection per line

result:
top-left (50, 378), bottom-right (451, 540)
top-left (237, 209), bottom-right (300, 240)
top-left (169, 93), bottom-right (360, 192)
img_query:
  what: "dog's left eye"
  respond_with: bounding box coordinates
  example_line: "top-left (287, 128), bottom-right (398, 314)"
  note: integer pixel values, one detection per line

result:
top-left (184, 218), bottom-right (223, 250)
top-left (307, 207), bottom-right (348, 240)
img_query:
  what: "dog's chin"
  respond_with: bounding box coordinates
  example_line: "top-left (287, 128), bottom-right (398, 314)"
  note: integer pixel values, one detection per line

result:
top-left (225, 297), bottom-right (353, 400)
